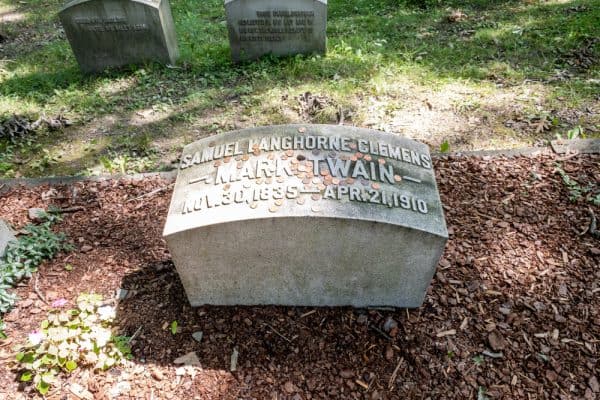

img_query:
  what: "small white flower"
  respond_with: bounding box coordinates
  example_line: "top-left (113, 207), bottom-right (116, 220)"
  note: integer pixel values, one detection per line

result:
top-left (97, 306), bottom-right (116, 321)
top-left (28, 330), bottom-right (44, 346)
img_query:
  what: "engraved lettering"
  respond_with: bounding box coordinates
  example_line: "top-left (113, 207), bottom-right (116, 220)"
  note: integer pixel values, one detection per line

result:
top-left (224, 143), bottom-right (235, 156)
top-left (323, 185), bottom-right (336, 200)
top-left (257, 160), bottom-right (274, 177)
top-left (341, 137), bottom-right (351, 152)
top-left (180, 154), bottom-right (192, 169)
top-left (269, 137), bottom-right (281, 151)
top-left (200, 148), bottom-right (213, 163)
top-left (351, 160), bottom-right (369, 179)
top-left (273, 186), bottom-right (284, 199)
top-left (239, 162), bottom-right (256, 179)
top-left (349, 186), bottom-right (361, 201)
top-left (379, 163), bottom-right (394, 184)
top-left (286, 186), bottom-right (299, 198)
top-left (358, 139), bottom-right (369, 154)
top-left (326, 158), bottom-right (352, 177)
top-left (282, 136), bottom-right (292, 150)
top-left (379, 143), bottom-right (389, 157)
top-left (215, 163), bottom-right (237, 184)
top-left (418, 199), bottom-right (428, 213)
top-left (317, 136), bottom-right (327, 150)
top-left (410, 151), bottom-right (421, 167)
top-left (275, 159), bottom-right (293, 177)
top-left (420, 154), bottom-right (432, 169)
top-left (401, 148), bottom-right (411, 162)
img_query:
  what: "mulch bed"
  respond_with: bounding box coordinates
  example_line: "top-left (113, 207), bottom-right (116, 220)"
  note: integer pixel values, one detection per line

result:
top-left (0, 153), bottom-right (598, 399)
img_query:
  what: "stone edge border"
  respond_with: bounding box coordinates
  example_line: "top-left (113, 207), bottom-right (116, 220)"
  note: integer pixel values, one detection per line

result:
top-left (1, 139), bottom-right (598, 191)
top-left (0, 171), bottom-right (178, 192)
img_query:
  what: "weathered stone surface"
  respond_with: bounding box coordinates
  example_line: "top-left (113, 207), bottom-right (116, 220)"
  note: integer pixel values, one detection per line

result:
top-left (0, 219), bottom-right (16, 257)
top-left (551, 138), bottom-right (600, 154)
top-left (59, 0), bottom-right (179, 73)
top-left (163, 125), bottom-right (448, 307)
top-left (225, 0), bottom-right (327, 62)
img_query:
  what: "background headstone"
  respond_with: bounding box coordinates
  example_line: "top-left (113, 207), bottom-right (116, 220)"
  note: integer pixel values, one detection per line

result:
top-left (164, 125), bottom-right (448, 307)
top-left (0, 220), bottom-right (16, 257)
top-left (59, 0), bottom-right (179, 73)
top-left (225, 0), bottom-right (327, 62)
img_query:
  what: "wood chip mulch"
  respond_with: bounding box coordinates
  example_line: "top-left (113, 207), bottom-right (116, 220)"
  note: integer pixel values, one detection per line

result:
top-left (0, 153), bottom-right (598, 400)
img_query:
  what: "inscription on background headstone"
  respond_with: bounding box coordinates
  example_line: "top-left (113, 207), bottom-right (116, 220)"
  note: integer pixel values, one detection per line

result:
top-left (59, 0), bottom-right (179, 73)
top-left (225, 0), bottom-right (327, 62)
top-left (164, 125), bottom-right (448, 307)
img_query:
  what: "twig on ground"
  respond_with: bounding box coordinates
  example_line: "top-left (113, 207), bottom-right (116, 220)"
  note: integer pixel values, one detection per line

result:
top-left (33, 274), bottom-right (47, 305)
top-left (48, 206), bottom-right (85, 213)
top-left (482, 350), bottom-right (504, 359)
top-left (127, 183), bottom-right (174, 202)
top-left (556, 151), bottom-right (580, 161)
top-left (388, 357), bottom-right (404, 390)
top-left (368, 324), bottom-right (392, 341)
top-left (300, 309), bottom-right (316, 318)
top-left (129, 325), bottom-right (143, 343)
top-left (474, 211), bottom-right (500, 221)
top-left (262, 322), bottom-right (293, 343)
top-left (356, 379), bottom-right (369, 390)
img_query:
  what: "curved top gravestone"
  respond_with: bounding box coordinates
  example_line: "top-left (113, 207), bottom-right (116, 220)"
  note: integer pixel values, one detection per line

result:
top-left (163, 125), bottom-right (448, 307)
top-left (59, 0), bottom-right (178, 73)
top-left (225, 0), bottom-right (327, 62)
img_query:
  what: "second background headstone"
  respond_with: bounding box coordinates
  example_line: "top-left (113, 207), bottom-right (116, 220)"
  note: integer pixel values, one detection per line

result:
top-left (225, 0), bottom-right (327, 62)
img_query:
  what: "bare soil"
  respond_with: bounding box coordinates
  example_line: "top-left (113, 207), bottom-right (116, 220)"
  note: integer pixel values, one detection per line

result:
top-left (0, 152), bottom-right (598, 399)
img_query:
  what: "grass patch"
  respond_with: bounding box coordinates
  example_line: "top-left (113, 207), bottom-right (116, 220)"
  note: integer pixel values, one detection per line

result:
top-left (0, 0), bottom-right (598, 176)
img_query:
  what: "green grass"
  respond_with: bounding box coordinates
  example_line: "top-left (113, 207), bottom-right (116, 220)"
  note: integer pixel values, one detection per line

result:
top-left (0, 0), bottom-right (598, 177)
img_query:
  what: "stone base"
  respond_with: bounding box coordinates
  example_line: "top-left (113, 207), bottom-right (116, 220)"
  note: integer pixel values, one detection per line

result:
top-left (166, 216), bottom-right (446, 307)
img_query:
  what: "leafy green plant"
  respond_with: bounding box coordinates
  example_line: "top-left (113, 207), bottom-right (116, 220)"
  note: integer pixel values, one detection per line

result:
top-left (0, 213), bottom-right (73, 313)
top-left (440, 140), bottom-right (450, 153)
top-left (170, 320), bottom-right (178, 335)
top-left (555, 164), bottom-right (599, 204)
top-left (556, 166), bottom-right (583, 202)
top-left (556, 125), bottom-right (585, 141)
top-left (15, 294), bottom-right (130, 395)
top-left (29, 149), bottom-right (59, 172)
top-left (98, 151), bottom-right (157, 175)
top-left (113, 335), bottom-right (133, 359)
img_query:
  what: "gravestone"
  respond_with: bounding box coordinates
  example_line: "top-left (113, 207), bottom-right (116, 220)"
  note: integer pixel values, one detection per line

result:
top-left (163, 125), bottom-right (448, 307)
top-left (59, 0), bottom-right (179, 73)
top-left (225, 0), bottom-right (327, 62)
top-left (0, 220), bottom-right (16, 257)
